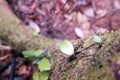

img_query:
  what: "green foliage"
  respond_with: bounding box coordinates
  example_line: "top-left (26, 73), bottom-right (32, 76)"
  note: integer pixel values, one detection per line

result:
top-left (33, 72), bottom-right (40, 80)
top-left (22, 50), bottom-right (35, 58)
top-left (93, 35), bottom-right (102, 44)
top-left (38, 58), bottom-right (51, 72)
top-left (22, 49), bottom-right (51, 80)
top-left (33, 71), bottom-right (49, 80)
top-left (39, 71), bottom-right (49, 80)
top-left (22, 49), bottom-right (44, 58)
top-left (34, 50), bottom-right (44, 57)
top-left (59, 40), bottom-right (74, 55)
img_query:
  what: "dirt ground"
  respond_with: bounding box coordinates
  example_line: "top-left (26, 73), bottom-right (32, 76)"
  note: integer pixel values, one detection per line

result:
top-left (7, 0), bottom-right (120, 40)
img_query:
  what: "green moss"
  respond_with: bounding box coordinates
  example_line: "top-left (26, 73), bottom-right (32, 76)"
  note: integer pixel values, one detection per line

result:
top-left (0, 0), bottom-right (56, 52)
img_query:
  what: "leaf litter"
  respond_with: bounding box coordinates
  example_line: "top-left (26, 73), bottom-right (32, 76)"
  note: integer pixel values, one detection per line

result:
top-left (7, 0), bottom-right (120, 40)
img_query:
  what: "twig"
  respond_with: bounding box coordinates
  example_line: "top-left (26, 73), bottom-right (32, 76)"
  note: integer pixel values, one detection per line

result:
top-left (8, 55), bottom-right (16, 80)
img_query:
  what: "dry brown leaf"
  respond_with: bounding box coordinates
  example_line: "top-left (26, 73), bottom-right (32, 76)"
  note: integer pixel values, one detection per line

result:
top-left (82, 22), bottom-right (90, 30)
top-left (0, 54), bottom-right (11, 61)
top-left (96, 9), bottom-right (107, 17)
top-left (77, 12), bottom-right (88, 24)
top-left (61, 0), bottom-right (67, 4)
top-left (113, 0), bottom-right (120, 9)
top-left (84, 7), bottom-right (95, 17)
top-left (28, 20), bottom-right (40, 32)
top-left (18, 65), bottom-right (27, 75)
top-left (64, 14), bottom-right (73, 21)
top-left (74, 27), bottom-right (84, 38)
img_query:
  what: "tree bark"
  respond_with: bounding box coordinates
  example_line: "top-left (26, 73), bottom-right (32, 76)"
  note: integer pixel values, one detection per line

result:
top-left (0, 0), bottom-right (55, 52)
top-left (50, 30), bottom-right (120, 80)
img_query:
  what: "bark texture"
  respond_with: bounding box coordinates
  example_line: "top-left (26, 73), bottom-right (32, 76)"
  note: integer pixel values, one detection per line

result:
top-left (0, 0), bottom-right (55, 52)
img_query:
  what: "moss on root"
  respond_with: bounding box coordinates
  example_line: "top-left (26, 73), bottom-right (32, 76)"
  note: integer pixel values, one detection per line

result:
top-left (0, 0), bottom-right (56, 52)
top-left (50, 30), bottom-right (120, 80)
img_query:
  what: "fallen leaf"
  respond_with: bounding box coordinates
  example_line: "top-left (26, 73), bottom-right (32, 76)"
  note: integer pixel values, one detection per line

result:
top-left (22, 50), bottom-right (35, 58)
top-left (28, 21), bottom-right (40, 33)
top-left (77, 12), bottom-right (88, 24)
top-left (114, 1), bottom-right (120, 9)
top-left (93, 35), bottom-right (102, 44)
top-left (74, 27), bottom-right (84, 38)
top-left (38, 58), bottom-right (51, 72)
top-left (32, 71), bottom-right (49, 80)
top-left (64, 14), bottom-right (73, 21)
top-left (61, 0), bottom-right (67, 4)
top-left (18, 65), bottom-right (29, 76)
top-left (34, 50), bottom-right (44, 57)
top-left (59, 40), bottom-right (74, 55)
top-left (32, 72), bottom-right (40, 80)
top-left (95, 27), bottom-right (107, 34)
top-left (64, 4), bottom-right (70, 10)
top-left (84, 7), bottom-right (95, 17)
top-left (82, 22), bottom-right (90, 30)
top-left (96, 9), bottom-right (107, 17)
top-left (39, 71), bottom-right (49, 80)
top-left (22, 49), bottom-right (44, 58)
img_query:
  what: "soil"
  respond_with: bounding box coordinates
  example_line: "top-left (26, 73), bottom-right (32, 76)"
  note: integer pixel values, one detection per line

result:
top-left (7, 0), bottom-right (120, 40)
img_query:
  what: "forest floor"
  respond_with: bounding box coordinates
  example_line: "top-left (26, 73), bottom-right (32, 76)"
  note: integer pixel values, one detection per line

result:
top-left (7, 0), bottom-right (120, 40)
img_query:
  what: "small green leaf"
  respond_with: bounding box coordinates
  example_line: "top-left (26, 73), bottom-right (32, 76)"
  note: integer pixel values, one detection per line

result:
top-left (32, 71), bottom-right (49, 80)
top-left (59, 40), bottom-right (74, 55)
top-left (34, 50), bottom-right (44, 57)
top-left (93, 35), bottom-right (102, 44)
top-left (38, 58), bottom-right (51, 72)
top-left (22, 49), bottom-right (43, 58)
top-left (39, 71), bottom-right (49, 80)
top-left (32, 72), bottom-right (40, 80)
top-left (22, 50), bottom-right (35, 58)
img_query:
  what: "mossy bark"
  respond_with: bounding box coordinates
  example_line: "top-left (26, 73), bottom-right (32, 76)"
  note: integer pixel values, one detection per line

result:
top-left (0, 0), bottom-right (120, 80)
top-left (0, 0), bottom-right (56, 52)
top-left (50, 30), bottom-right (120, 80)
